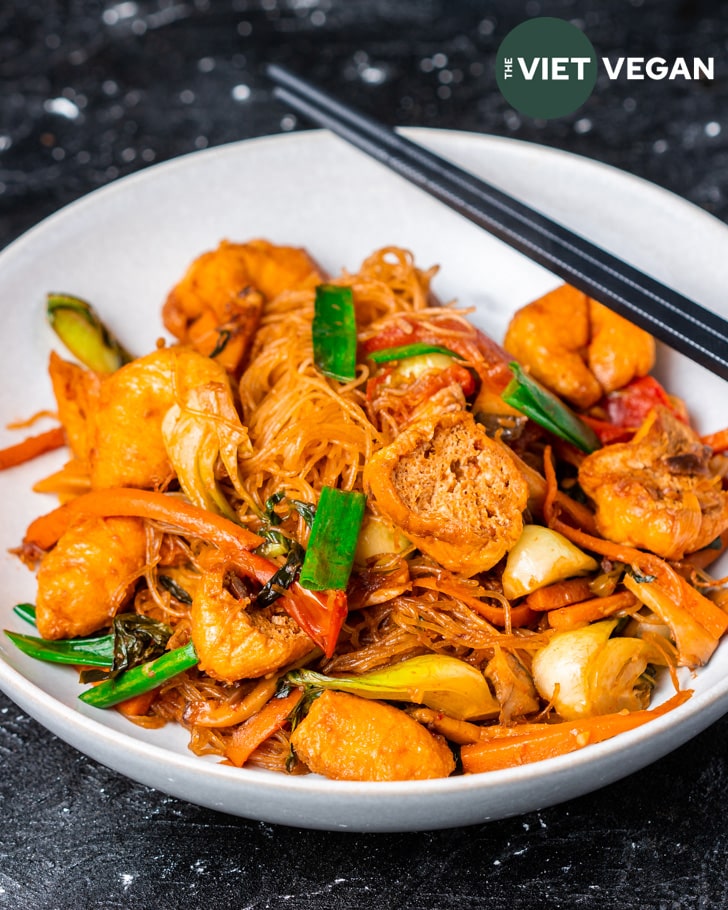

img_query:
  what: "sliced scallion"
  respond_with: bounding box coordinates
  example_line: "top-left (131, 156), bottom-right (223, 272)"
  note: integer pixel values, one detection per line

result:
top-left (47, 292), bottom-right (133, 373)
top-left (79, 640), bottom-right (198, 708)
top-left (299, 487), bottom-right (366, 591)
top-left (502, 362), bottom-right (601, 454)
top-left (312, 284), bottom-right (357, 383)
top-left (367, 342), bottom-right (460, 363)
top-left (5, 630), bottom-right (114, 667)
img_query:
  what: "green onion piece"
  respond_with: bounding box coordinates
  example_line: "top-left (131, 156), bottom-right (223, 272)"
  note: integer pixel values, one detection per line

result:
top-left (502, 362), bottom-right (601, 454)
top-left (13, 603), bottom-right (37, 626)
top-left (312, 284), bottom-right (357, 383)
top-left (5, 630), bottom-right (114, 667)
top-left (79, 641), bottom-right (198, 708)
top-left (286, 654), bottom-right (499, 721)
top-left (367, 342), bottom-right (461, 364)
top-left (299, 487), bottom-right (366, 591)
top-left (47, 292), bottom-right (133, 373)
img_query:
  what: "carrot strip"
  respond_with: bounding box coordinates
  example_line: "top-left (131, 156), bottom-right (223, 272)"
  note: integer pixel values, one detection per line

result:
top-left (460, 690), bottom-right (692, 773)
top-left (526, 577), bottom-right (594, 611)
top-left (547, 590), bottom-right (638, 630)
top-left (225, 689), bottom-right (302, 768)
top-left (23, 487), bottom-right (262, 552)
top-left (115, 690), bottom-right (158, 718)
top-left (414, 576), bottom-right (536, 629)
top-left (0, 426), bottom-right (66, 471)
top-left (184, 677), bottom-right (279, 728)
top-left (701, 427), bottom-right (728, 452)
top-left (7, 409), bottom-right (59, 430)
top-left (542, 446), bottom-right (728, 662)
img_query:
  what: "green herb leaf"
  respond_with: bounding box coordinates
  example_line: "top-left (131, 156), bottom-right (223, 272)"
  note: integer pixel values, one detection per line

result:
top-left (255, 541), bottom-right (305, 608)
top-left (502, 363), bottom-right (601, 454)
top-left (47, 293), bottom-right (133, 373)
top-left (367, 342), bottom-right (461, 363)
top-left (299, 487), bottom-right (366, 591)
top-left (312, 284), bottom-right (357, 383)
top-left (157, 575), bottom-right (193, 605)
top-left (290, 499), bottom-right (316, 529)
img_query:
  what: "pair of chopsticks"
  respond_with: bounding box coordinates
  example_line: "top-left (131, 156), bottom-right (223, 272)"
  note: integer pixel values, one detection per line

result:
top-left (267, 63), bottom-right (728, 382)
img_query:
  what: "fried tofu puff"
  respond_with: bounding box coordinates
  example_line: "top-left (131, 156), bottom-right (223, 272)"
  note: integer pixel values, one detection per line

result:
top-left (290, 690), bottom-right (455, 781)
top-left (363, 409), bottom-right (529, 576)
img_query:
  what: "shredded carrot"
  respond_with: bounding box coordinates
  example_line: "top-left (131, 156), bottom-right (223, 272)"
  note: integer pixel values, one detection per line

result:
top-left (7, 410), bottom-right (59, 430)
top-left (460, 690), bottom-right (692, 773)
top-left (115, 690), bottom-right (158, 718)
top-left (23, 487), bottom-right (262, 553)
top-left (547, 590), bottom-right (638, 630)
top-left (701, 427), bottom-right (728, 453)
top-left (542, 446), bottom-right (728, 662)
top-left (413, 576), bottom-right (536, 630)
top-left (526, 577), bottom-right (594, 611)
top-left (0, 426), bottom-right (66, 471)
top-left (184, 677), bottom-right (279, 728)
top-left (225, 689), bottom-right (302, 768)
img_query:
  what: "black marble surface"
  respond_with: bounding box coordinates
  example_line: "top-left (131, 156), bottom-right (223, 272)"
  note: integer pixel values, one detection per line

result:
top-left (2, 1), bottom-right (728, 907)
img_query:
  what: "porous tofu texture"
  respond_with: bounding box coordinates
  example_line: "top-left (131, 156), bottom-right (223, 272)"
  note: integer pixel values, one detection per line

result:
top-left (364, 409), bottom-right (528, 576)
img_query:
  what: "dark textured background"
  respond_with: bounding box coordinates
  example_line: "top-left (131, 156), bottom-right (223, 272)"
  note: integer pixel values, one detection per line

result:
top-left (2, 1), bottom-right (728, 907)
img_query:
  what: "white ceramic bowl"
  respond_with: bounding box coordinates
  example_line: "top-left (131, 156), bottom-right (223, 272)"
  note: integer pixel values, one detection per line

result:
top-left (1, 129), bottom-right (727, 832)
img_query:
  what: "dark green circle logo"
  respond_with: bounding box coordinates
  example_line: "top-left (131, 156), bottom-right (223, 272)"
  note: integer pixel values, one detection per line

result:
top-left (496, 17), bottom-right (597, 119)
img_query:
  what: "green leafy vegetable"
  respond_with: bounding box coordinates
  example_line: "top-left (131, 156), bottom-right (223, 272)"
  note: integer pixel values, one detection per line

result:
top-left (299, 487), bottom-right (366, 591)
top-left (367, 342), bottom-right (461, 363)
top-left (79, 641), bottom-right (198, 709)
top-left (5, 630), bottom-right (114, 668)
top-left (502, 362), bottom-right (601, 453)
top-left (80, 614), bottom-right (173, 683)
top-left (4, 613), bottom-right (172, 680)
top-left (46, 293), bottom-right (133, 373)
top-left (312, 284), bottom-right (357, 383)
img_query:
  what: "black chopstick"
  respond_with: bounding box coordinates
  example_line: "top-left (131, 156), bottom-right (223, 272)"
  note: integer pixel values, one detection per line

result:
top-left (267, 63), bottom-right (728, 382)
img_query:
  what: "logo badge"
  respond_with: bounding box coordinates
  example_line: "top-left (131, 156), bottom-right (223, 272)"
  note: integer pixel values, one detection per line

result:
top-left (496, 17), bottom-right (597, 119)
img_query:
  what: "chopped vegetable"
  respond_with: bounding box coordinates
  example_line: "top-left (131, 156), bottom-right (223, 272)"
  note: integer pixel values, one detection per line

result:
top-left (547, 590), bottom-right (638, 631)
top-left (460, 691), bottom-right (692, 773)
top-left (79, 641), bottom-right (198, 708)
top-left (531, 619), bottom-right (651, 719)
top-left (0, 427), bottom-right (66, 471)
top-left (312, 284), bottom-right (357, 382)
top-left (46, 292), bottom-right (133, 373)
top-left (225, 688), bottom-right (303, 767)
top-left (13, 603), bottom-right (38, 626)
top-left (4, 613), bottom-right (172, 678)
top-left (501, 524), bottom-right (599, 600)
top-left (367, 342), bottom-right (461, 363)
top-left (299, 487), bottom-right (366, 591)
top-left (287, 654), bottom-right (500, 721)
top-left (502, 362), bottom-right (601, 453)
top-left (5, 629), bottom-right (114, 668)
top-left (255, 541), bottom-right (305, 608)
